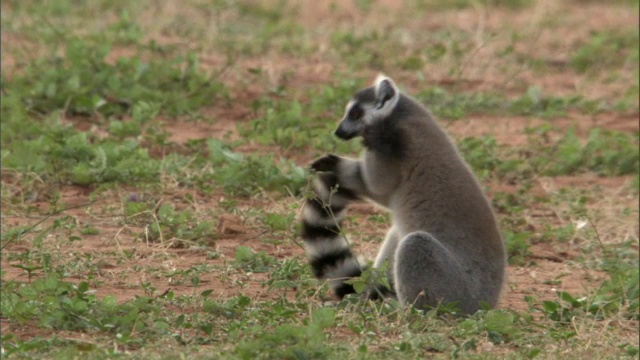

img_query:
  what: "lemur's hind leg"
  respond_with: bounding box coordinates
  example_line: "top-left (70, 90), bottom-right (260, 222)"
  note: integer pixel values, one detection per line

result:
top-left (374, 226), bottom-right (401, 270)
top-left (393, 232), bottom-right (480, 314)
top-left (363, 226), bottom-right (401, 299)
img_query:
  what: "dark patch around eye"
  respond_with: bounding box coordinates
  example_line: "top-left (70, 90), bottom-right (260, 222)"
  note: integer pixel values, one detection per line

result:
top-left (348, 105), bottom-right (363, 120)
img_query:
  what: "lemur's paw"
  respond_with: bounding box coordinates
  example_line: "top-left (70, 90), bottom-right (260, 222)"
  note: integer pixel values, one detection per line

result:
top-left (309, 154), bottom-right (340, 173)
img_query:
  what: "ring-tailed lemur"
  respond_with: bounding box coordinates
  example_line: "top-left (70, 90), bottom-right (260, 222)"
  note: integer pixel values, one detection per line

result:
top-left (300, 75), bottom-right (506, 314)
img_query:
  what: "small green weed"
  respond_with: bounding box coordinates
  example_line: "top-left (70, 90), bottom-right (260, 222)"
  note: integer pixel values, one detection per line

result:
top-left (504, 231), bottom-right (532, 265)
top-left (456, 309), bottom-right (527, 346)
top-left (267, 258), bottom-right (314, 293)
top-left (345, 262), bottom-right (393, 298)
top-left (233, 246), bottom-right (278, 273)
top-left (203, 294), bottom-right (252, 319)
top-left (599, 244), bottom-right (640, 319)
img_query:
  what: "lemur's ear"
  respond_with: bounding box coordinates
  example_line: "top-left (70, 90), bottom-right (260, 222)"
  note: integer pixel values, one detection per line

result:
top-left (374, 74), bottom-right (400, 113)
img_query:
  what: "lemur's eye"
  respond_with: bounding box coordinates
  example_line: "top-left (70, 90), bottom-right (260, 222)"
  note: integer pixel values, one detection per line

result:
top-left (348, 105), bottom-right (363, 120)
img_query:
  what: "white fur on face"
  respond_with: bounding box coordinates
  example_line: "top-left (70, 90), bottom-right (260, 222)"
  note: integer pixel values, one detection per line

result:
top-left (344, 100), bottom-right (355, 113)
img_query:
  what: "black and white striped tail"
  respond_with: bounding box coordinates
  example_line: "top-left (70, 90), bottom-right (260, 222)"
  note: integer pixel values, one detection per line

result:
top-left (301, 172), bottom-right (363, 298)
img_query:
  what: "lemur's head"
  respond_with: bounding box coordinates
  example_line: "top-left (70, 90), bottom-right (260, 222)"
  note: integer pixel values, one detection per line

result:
top-left (335, 74), bottom-right (401, 140)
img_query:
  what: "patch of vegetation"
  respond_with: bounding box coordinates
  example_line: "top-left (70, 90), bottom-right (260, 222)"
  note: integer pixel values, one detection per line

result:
top-left (419, 85), bottom-right (611, 120)
top-left (233, 246), bottom-right (278, 273)
top-left (571, 30), bottom-right (639, 73)
top-left (234, 307), bottom-right (337, 359)
top-left (6, 39), bottom-right (226, 117)
top-left (125, 200), bottom-right (217, 247)
top-left (455, 126), bottom-right (639, 182)
top-left (457, 135), bottom-right (518, 179)
top-left (1, 274), bottom-right (168, 350)
top-left (238, 77), bottom-right (363, 153)
top-left (504, 231), bottom-right (532, 265)
top-left (267, 258), bottom-right (315, 294)
top-left (419, 86), bottom-right (504, 120)
top-left (1, 104), bottom-right (160, 186)
top-left (599, 242), bottom-right (640, 320)
top-left (330, 29), bottom-right (404, 69)
top-left (507, 86), bottom-right (605, 118)
top-left (205, 139), bottom-right (306, 196)
top-left (211, 1), bottom-right (312, 57)
top-left (528, 126), bottom-right (639, 176)
top-left (413, 0), bottom-right (534, 10)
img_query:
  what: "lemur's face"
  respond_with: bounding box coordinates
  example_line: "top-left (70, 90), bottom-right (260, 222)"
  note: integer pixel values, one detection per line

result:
top-left (334, 76), bottom-right (399, 141)
top-left (334, 98), bottom-right (372, 140)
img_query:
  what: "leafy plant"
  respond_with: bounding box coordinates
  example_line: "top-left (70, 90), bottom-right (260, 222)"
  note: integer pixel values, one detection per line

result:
top-left (345, 262), bottom-right (393, 299)
top-left (267, 258), bottom-right (313, 292)
top-left (233, 246), bottom-right (278, 273)
top-left (203, 294), bottom-right (252, 319)
top-left (148, 204), bottom-right (216, 246)
top-left (234, 307), bottom-right (337, 359)
top-left (206, 139), bottom-right (306, 196)
top-left (504, 231), bottom-right (532, 265)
